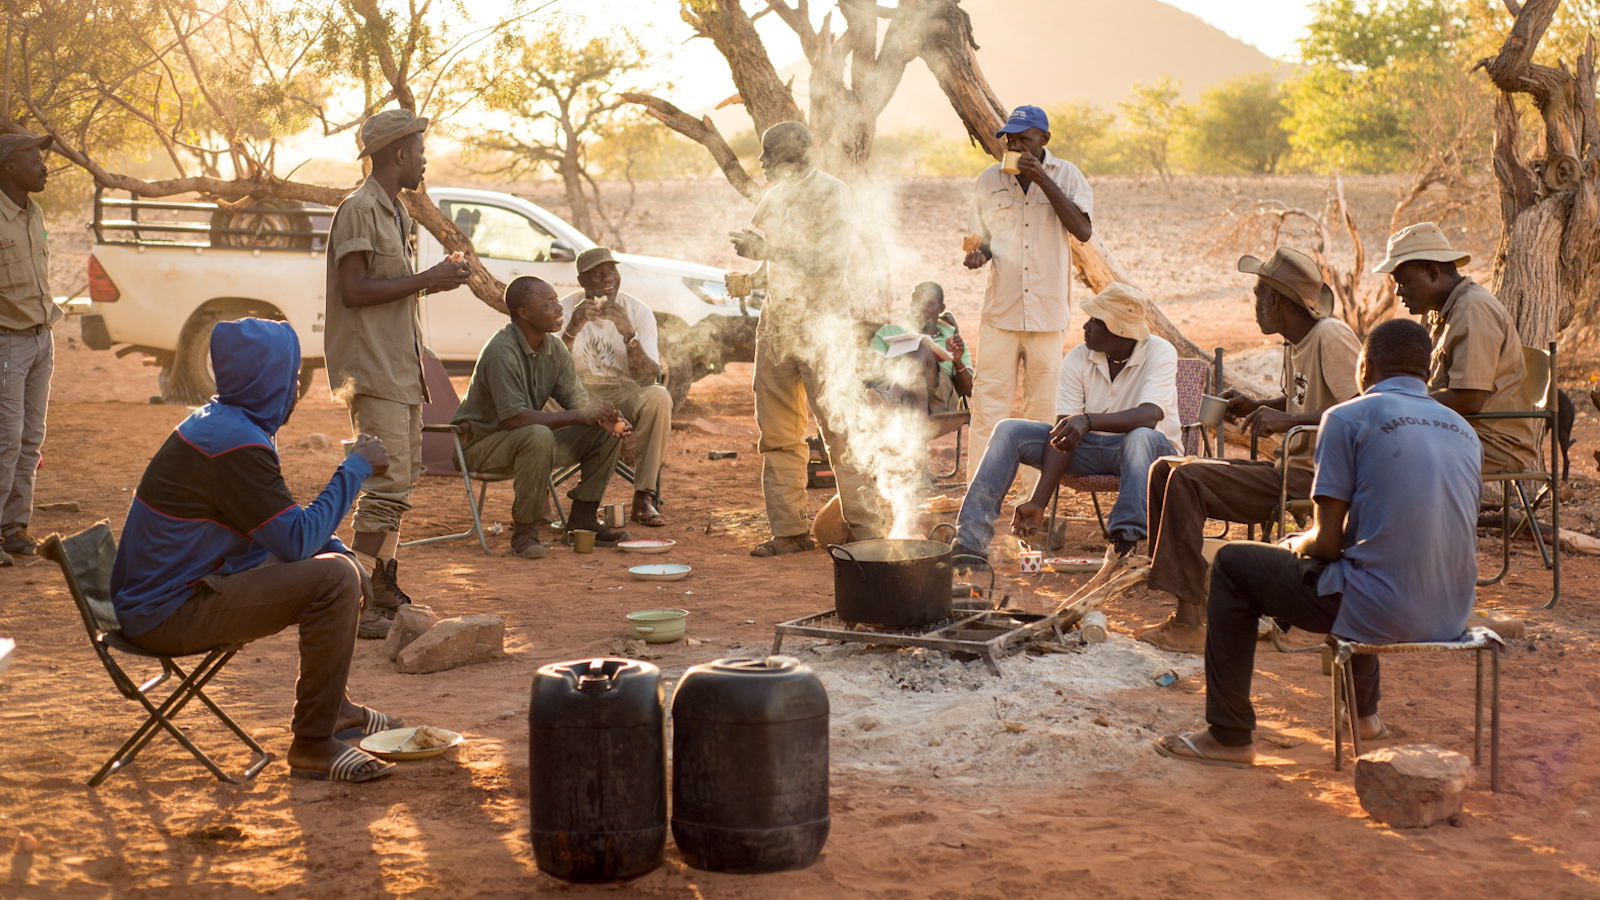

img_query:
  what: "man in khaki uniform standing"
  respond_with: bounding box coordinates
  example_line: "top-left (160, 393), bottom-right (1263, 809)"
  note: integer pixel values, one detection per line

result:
top-left (1375, 222), bottom-right (1536, 475)
top-left (730, 121), bottom-right (882, 556)
top-left (963, 106), bottom-right (1094, 474)
top-left (325, 109), bottom-right (470, 636)
top-left (0, 132), bottom-right (54, 568)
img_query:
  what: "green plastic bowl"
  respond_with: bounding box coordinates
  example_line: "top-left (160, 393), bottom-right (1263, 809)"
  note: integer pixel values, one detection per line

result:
top-left (627, 608), bottom-right (689, 644)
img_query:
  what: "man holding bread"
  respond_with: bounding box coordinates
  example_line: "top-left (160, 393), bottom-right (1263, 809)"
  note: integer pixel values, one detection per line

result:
top-left (963, 105), bottom-right (1095, 474)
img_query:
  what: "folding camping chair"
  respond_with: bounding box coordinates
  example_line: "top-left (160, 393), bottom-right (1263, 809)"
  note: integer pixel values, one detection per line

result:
top-left (1470, 342), bottom-right (1561, 609)
top-left (41, 523), bottom-right (271, 786)
top-left (1047, 356), bottom-right (1213, 542)
top-left (399, 352), bottom-right (509, 555)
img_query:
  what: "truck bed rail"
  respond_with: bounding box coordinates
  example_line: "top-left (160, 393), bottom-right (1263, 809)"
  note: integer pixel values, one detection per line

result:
top-left (93, 189), bottom-right (333, 251)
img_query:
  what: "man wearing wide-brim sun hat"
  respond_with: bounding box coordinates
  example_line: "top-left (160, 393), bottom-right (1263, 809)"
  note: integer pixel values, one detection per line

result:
top-left (1139, 247), bottom-right (1361, 653)
top-left (1374, 221), bottom-right (1536, 474)
top-left (949, 282), bottom-right (1181, 566)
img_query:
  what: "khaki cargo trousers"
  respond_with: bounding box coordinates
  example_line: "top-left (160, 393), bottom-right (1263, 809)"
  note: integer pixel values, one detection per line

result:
top-left (753, 336), bottom-right (883, 540)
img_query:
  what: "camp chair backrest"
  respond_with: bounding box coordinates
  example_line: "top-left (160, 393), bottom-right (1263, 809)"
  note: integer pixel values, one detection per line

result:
top-left (1174, 358), bottom-right (1210, 456)
top-left (419, 351), bottom-right (465, 475)
top-left (1520, 346), bottom-right (1554, 411)
top-left (44, 521), bottom-right (121, 637)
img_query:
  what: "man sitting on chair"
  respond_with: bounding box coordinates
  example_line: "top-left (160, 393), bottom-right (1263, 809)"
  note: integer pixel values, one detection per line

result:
top-left (1139, 248), bottom-right (1360, 653)
top-left (951, 283), bottom-right (1180, 563)
top-left (1154, 320), bottom-right (1481, 768)
top-left (453, 276), bottom-right (632, 559)
top-left (1377, 222), bottom-right (1536, 475)
top-left (111, 318), bottom-right (402, 783)
top-left (560, 247), bottom-right (672, 528)
top-left (868, 281), bottom-right (974, 413)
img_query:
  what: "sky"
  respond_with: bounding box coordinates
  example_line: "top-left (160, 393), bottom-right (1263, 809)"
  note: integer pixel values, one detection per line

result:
top-left (539, 0), bottom-right (1317, 111)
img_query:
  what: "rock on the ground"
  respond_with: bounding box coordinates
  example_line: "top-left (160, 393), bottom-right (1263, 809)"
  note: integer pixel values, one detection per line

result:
top-left (811, 493), bottom-right (850, 546)
top-left (383, 604), bottom-right (440, 661)
top-left (396, 614), bottom-right (505, 674)
top-left (297, 433), bottom-right (330, 450)
top-left (1354, 744), bottom-right (1472, 828)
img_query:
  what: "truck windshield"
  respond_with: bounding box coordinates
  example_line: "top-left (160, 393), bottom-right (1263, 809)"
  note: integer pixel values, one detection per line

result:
top-left (442, 201), bottom-right (555, 262)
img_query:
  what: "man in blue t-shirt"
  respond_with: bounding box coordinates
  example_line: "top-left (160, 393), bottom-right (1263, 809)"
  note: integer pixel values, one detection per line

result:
top-left (1154, 319), bottom-right (1482, 768)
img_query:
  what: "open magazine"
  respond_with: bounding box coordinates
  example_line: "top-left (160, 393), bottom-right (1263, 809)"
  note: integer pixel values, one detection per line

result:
top-left (881, 330), bottom-right (953, 362)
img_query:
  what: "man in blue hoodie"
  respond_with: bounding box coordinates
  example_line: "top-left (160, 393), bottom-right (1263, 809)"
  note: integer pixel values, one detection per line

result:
top-left (112, 318), bottom-right (401, 783)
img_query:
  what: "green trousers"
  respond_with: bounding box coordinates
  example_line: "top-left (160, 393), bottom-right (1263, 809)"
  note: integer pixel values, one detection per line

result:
top-left (462, 423), bottom-right (621, 526)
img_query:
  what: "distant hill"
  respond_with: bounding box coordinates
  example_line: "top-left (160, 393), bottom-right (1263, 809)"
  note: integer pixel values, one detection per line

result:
top-left (704, 0), bottom-right (1279, 139)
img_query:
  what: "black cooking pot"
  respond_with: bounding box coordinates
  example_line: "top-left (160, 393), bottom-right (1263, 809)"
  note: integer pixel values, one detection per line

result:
top-left (829, 539), bottom-right (953, 627)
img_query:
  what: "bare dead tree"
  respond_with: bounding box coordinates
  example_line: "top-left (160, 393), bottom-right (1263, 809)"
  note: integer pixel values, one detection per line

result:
top-left (1475, 0), bottom-right (1600, 346)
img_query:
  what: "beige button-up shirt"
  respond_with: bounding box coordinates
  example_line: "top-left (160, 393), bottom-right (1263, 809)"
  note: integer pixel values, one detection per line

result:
top-left (0, 191), bottom-right (56, 331)
top-left (750, 167), bottom-right (854, 338)
top-left (970, 149), bottom-right (1093, 333)
top-left (323, 177), bottom-right (427, 405)
top-left (1426, 277), bottom-right (1536, 473)
top-left (1055, 334), bottom-right (1182, 447)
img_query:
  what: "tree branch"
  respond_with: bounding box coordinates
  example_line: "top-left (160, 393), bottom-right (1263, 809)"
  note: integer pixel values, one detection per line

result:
top-left (620, 92), bottom-right (760, 201)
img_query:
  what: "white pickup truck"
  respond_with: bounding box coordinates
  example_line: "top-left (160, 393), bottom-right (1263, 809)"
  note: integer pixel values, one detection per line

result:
top-left (81, 187), bottom-right (757, 406)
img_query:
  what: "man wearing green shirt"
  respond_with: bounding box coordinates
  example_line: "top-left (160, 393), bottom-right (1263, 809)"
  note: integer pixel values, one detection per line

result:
top-left (452, 276), bottom-right (632, 558)
top-left (869, 282), bottom-right (974, 413)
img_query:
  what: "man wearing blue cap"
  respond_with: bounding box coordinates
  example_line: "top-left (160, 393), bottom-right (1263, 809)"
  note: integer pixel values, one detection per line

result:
top-left (963, 105), bottom-right (1095, 479)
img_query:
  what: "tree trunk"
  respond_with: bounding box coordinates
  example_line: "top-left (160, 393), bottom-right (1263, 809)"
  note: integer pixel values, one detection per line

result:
top-left (1478, 0), bottom-right (1600, 346)
top-left (559, 155), bottom-right (596, 240)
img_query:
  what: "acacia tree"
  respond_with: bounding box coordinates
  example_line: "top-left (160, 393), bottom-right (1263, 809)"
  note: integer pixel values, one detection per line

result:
top-left (2, 0), bottom-right (546, 315)
top-left (467, 26), bottom-right (649, 249)
top-left (1118, 76), bottom-right (1188, 182)
top-left (1476, 0), bottom-right (1600, 346)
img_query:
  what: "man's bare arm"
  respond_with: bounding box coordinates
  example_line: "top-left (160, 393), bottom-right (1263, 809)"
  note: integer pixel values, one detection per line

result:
top-left (1288, 496), bottom-right (1351, 561)
top-left (338, 253), bottom-right (468, 309)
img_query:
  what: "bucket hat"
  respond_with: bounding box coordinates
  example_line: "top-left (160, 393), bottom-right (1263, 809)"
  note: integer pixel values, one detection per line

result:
top-left (1238, 247), bottom-right (1334, 319)
top-left (1372, 222), bottom-right (1470, 274)
top-left (0, 131), bottom-right (51, 166)
top-left (1081, 282), bottom-right (1150, 341)
top-left (358, 109), bottom-right (429, 159)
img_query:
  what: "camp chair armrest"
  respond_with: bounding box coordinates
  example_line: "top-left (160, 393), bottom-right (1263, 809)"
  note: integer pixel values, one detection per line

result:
top-left (1463, 410), bottom-right (1554, 422)
top-left (421, 423), bottom-right (469, 434)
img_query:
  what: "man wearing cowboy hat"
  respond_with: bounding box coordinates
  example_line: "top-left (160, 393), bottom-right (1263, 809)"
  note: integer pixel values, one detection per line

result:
top-left (0, 131), bottom-right (56, 567)
top-left (1374, 222), bottom-right (1536, 475)
top-left (559, 246), bottom-right (671, 528)
top-left (950, 283), bottom-right (1178, 563)
top-left (1139, 248), bottom-right (1361, 652)
top-left (324, 108), bottom-right (471, 637)
top-left (962, 105), bottom-right (1095, 485)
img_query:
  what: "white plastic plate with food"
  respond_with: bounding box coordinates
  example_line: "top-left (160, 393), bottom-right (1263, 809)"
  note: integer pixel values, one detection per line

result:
top-left (1046, 557), bottom-right (1101, 573)
top-left (629, 563), bottom-right (692, 582)
top-left (618, 539), bottom-right (677, 555)
top-left (359, 725), bottom-right (465, 761)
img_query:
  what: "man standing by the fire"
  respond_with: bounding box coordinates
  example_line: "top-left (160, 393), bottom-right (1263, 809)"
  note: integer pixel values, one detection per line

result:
top-left (730, 121), bottom-right (882, 557)
top-left (963, 105), bottom-right (1094, 477)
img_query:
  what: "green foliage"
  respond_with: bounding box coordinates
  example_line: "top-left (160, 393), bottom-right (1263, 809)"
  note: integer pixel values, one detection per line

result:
top-left (1285, 0), bottom-right (1491, 174)
top-left (1180, 73), bottom-right (1291, 175)
top-left (1041, 100), bottom-right (1123, 174)
top-left (1116, 76), bottom-right (1190, 180)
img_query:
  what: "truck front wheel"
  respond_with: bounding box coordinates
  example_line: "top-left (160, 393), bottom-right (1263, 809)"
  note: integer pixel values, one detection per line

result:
top-left (161, 311), bottom-right (317, 404)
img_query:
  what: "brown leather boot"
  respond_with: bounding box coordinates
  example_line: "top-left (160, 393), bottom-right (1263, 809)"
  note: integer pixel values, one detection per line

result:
top-left (357, 559), bottom-right (413, 639)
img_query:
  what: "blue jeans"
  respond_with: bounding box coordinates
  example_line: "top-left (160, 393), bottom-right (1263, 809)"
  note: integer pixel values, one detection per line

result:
top-left (955, 418), bottom-right (1177, 552)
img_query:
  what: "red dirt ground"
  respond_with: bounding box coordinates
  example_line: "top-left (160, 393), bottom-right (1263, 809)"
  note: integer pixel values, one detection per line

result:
top-left (2, 328), bottom-right (1599, 899)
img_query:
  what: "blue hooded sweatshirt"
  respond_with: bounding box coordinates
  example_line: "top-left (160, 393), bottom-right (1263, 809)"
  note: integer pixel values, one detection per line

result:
top-left (111, 318), bottom-right (373, 637)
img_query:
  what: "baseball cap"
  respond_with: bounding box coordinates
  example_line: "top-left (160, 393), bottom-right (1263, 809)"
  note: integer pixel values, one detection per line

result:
top-left (996, 106), bottom-right (1050, 137)
top-left (576, 246), bottom-right (618, 274)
